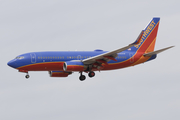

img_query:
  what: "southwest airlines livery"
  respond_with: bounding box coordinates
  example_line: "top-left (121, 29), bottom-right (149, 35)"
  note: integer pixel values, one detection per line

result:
top-left (8, 18), bottom-right (174, 81)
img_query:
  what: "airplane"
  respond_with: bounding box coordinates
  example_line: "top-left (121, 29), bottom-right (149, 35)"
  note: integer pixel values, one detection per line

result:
top-left (7, 17), bottom-right (174, 81)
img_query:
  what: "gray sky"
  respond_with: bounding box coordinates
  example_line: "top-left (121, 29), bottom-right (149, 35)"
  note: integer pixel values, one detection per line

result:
top-left (0, 0), bottom-right (180, 120)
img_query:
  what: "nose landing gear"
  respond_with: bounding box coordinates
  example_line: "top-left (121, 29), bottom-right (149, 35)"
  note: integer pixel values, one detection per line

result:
top-left (25, 73), bottom-right (30, 79)
top-left (25, 74), bottom-right (30, 79)
top-left (19, 70), bottom-right (30, 79)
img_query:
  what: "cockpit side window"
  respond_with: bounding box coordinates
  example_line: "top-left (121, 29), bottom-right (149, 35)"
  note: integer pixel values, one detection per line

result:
top-left (15, 56), bottom-right (24, 59)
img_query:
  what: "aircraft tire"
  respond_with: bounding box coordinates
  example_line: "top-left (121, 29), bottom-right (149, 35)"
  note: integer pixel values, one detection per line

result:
top-left (25, 75), bottom-right (30, 79)
top-left (88, 71), bottom-right (95, 78)
top-left (79, 75), bottom-right (86, 81)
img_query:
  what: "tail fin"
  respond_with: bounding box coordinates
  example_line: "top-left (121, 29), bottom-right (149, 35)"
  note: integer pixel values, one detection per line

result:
top-left (133, 17), bottom-right (160, 53)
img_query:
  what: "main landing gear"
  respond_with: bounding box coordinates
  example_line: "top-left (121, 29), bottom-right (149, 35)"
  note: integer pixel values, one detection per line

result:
top-left (79, 71), bottom-right (95, 81)
top-left (88, 71), bottom-right (95, 77)
top-left (79, 72), bottom-right (86, 81)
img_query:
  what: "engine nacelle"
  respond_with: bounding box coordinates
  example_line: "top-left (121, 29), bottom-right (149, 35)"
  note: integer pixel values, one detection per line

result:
top-left (49, 71), bottom-right (72, 77)
top-left (63, 60), bottom-right (85, 71)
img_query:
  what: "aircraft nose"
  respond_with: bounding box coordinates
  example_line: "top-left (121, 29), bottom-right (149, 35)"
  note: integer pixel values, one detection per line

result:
top-left (7, 60), bottom-right (17, 68)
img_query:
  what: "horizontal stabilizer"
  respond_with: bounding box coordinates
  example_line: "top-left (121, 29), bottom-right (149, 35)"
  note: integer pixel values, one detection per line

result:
top-left (143, 46), bottom-right (174, 57)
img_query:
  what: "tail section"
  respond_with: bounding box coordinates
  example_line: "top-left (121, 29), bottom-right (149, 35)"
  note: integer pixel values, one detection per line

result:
top-left (132, 17), bottom-right (160, 53)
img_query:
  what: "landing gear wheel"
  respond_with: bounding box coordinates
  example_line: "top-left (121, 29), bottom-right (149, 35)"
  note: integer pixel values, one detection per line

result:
top-left (79, 75), bottom-right (86, 81)
top-left (88, 71), bottom-right (95, 78)
top-left (25, 75), bottom-right (30, 79)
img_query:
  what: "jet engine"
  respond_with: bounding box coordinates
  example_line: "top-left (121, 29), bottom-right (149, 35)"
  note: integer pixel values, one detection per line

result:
top-left (63, 60), bottom-right (86, 71)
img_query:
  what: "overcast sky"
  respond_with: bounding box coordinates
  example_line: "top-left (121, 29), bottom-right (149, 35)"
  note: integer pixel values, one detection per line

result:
top-left (0, 0), bottom-right (180, 120)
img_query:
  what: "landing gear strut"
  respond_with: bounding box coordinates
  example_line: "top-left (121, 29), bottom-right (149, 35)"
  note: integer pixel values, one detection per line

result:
top-left (79, 72), bottom-right (86, 81)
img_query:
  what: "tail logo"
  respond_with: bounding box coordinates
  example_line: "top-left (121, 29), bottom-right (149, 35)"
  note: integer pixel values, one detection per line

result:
top-left (134, 20), bottom-right (156, 48)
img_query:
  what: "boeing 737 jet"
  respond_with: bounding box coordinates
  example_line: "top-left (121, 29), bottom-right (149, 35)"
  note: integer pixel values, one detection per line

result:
top-left (7, 18), bottom-right (174, 81)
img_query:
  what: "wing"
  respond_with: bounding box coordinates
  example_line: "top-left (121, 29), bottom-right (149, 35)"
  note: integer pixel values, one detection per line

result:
top-left (83, 30), bottom-right (144, 66)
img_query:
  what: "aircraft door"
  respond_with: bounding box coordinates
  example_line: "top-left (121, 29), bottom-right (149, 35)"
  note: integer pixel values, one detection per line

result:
top-left (129, 53), bottom-right (134, 63)
top-left (30, 53), bottom-right (36, 63)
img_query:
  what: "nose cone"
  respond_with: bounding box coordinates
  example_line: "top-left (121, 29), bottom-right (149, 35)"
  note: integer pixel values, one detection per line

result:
top-left (7, 60), bottom-right (17, 68)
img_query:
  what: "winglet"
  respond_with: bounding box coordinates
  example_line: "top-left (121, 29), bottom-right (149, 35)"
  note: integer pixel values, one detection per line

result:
top-left (143, 46), bottom-right (174, 57)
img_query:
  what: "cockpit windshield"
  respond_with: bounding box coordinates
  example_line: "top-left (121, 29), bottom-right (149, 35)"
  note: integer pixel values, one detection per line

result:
top-left (15, 56), bottom-right (24, 59)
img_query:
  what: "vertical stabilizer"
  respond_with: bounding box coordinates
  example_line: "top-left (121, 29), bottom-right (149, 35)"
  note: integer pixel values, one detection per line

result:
top-left (132, 18), bottom-right (160, 53)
